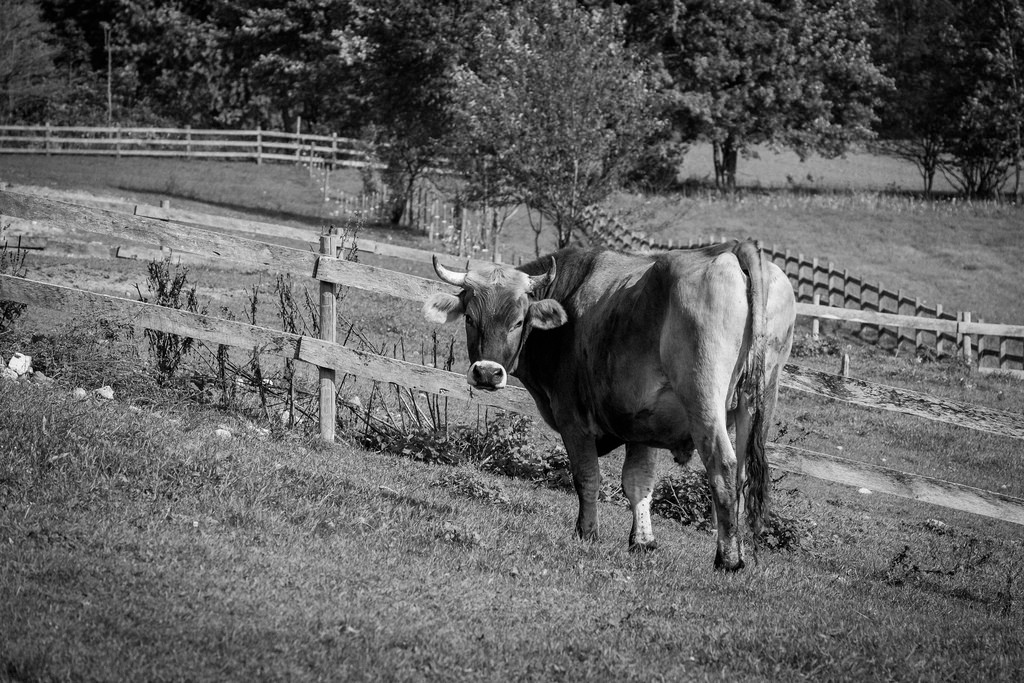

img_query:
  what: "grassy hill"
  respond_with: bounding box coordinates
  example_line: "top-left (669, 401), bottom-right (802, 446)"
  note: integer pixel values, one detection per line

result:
top-left (2, 152), bottom-right (1024, 679)
top-left (2, 369), bottom-right (1022, 681)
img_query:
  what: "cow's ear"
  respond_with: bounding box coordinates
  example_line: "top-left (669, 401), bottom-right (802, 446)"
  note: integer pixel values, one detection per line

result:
top-left (423, 292), bottom-right (464, 324)
top-left (528, 299), bottom-right (568, 330)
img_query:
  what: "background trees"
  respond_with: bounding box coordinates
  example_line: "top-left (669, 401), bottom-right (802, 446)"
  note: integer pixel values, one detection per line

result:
top-left (625, 0), bottom-right (891, 190)
top-left (874, 0), bottom-right (1024, 196)
top-left (0, 0), bottom-right (59, 123)
top-left (2, 0), bottom-right (1022, 203)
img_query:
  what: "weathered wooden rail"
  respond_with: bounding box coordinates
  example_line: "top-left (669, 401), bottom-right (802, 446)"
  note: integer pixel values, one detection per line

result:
top-left (3, 189), bottom-right (1024, 527)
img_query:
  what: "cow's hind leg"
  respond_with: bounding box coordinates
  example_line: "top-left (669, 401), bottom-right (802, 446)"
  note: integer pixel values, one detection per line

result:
top-left (622, 443), bottom-right (658, 552)
top-left (562, 430), bottom-right (601, 541)
top-left (694, 418), bottom-right (745, 571)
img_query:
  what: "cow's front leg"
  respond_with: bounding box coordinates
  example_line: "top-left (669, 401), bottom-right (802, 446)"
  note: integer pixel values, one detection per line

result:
top-left (622, 443), bottom-right (658, 552)
top-left (562, 431), bottom-right (601, 541)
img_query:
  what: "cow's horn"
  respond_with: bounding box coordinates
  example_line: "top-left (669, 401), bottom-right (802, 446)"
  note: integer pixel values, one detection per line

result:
top-left (432, 255), bottom-right (468, 288)
top-left (528, 257), bottom-right (557, 293)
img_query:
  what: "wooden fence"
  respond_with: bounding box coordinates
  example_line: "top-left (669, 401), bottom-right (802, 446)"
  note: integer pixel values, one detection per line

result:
top-left (579, 205), bottom-right (1024, 376)
top-left (0, 124), bottom-right (375, 169)
top-left (2, 189), bottom-right (1024, 528)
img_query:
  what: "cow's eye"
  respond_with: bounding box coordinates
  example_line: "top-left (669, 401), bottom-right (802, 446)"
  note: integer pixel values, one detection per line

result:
top-left (511, 319), bottom-right (523, 331)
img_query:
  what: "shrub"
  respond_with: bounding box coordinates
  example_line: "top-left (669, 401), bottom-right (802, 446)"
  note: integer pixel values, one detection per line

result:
top-left (650, 470), bottom-right (713, 530)
top-left (0, 238), bottom-right (28, 333)
top-left (790, 332), bottom-right (842, 358)
top-left (136, 257), bottom-right (207, 383)
top-left (359, 413), bottom-right (571, 486)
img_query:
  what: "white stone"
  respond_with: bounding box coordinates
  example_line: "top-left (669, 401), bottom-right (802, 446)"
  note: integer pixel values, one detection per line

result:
top-left (858, 487), bottom-right (872, 495)
top-left (214, 428), bottom-right (232, 439)
top-left (8, 352), bottom-right (31, 376)
top-left (95, 385), bottom-right (115, 400)
top-left (72, 387), bottom-right (88, 400)
top-left (340, 394), bottom-right (363, 410)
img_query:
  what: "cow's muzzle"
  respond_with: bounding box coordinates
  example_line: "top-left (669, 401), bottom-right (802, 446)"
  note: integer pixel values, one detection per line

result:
top-left (468, 361), bottom-right (507, 390)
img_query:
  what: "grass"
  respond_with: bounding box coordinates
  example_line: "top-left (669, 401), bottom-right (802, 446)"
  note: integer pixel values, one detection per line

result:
top-left (1, 367), bottom-right (1022, 681)
top-left (2, 152), bottom-right (1024, 679)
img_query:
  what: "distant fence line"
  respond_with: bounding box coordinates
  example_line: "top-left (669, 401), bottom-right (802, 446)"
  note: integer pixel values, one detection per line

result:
top-left (578, 205), bottom-right (1024, 377)
top-left (0, 123), bottom-right (376, 169)
top-left (2, 188), bottom-right (1024, 526)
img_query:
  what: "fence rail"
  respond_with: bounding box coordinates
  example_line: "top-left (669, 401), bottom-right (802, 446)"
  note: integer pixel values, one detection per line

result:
top-left (0, 124), bottom-right (376, 169)
top-left (2, 189), bottom-right (1024, 528)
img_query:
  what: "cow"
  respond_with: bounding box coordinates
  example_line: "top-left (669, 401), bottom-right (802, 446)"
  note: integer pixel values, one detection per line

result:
top-left (423, 241), bottom-right (795, 570)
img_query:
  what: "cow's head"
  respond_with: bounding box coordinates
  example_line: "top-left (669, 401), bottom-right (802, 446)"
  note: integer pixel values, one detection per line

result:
top-left (423, 256), bottom-right (568, 389)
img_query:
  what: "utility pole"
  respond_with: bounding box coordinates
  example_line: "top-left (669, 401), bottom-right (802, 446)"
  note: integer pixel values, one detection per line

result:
top-left (102, 22), bottom-right (112, 125)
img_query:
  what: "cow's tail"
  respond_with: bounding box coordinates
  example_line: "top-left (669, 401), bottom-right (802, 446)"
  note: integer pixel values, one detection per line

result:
top-left (734, 240), bottom-right (770, 536)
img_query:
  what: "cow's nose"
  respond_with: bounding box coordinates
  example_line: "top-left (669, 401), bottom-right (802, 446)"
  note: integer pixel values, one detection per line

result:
top-left (468, 361), bottom-right (507, 389)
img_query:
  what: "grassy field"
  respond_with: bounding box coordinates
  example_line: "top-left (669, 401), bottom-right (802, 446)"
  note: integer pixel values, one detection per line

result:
top-left (3, 151), bottom-right (1021, 322)
top-left (2, 153), bottom-right (1024, 680)
top-left (1, 348), bottom-right (1022, 681)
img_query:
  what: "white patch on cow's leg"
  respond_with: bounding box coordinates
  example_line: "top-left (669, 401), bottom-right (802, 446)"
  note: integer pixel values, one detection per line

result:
top-left (622, 444), bottom-right (658, 552)
top-left (563, 432), bottom-right (601, 541)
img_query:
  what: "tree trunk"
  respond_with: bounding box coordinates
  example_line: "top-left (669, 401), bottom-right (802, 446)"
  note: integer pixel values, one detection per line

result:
top-left (713, 139), bottom-right (739, 190)
top-left (721, 138), bottom-right (738, 191)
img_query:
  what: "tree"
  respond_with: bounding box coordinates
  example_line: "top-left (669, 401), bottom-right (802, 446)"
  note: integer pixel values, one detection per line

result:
top-left (872, 0), bottom-right (957, 193)
top-left (448, 0), bottom-right (660, 250)
top-left (633, 0), bottom-right (890, 189)
top-left (235, 0), bottom-right (365, 132)
top-left (937, 0), bottom-right (1024, 197)
top-left (0, 0), bottom-right (60, 122)
top-left (354, 0), bottom-right (495, 225)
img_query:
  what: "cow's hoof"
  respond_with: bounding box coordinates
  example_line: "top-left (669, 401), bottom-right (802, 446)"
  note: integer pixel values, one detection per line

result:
top-left (628, 539), bottom-right (659, 553)
top-left (713, 552), bottom-right (746, 572)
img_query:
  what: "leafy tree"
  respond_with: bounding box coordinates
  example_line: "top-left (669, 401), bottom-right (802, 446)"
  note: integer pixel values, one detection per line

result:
top-left (937, 0), bottom-right (1024, 197)
top-left (353, 0), bottom-right (496, 225)
top-left (448, 0), bottom-right (660, 250)
top-left (0, 0), bottom-right (60, 122)
top-left (630, 0), bottom-right (891, 189)
top-left (111, 2), bottom-right (233, 125)
top-left (872, 0), bottom-right (957, 193)
top-left (235, 0), bottom-right (365, 132)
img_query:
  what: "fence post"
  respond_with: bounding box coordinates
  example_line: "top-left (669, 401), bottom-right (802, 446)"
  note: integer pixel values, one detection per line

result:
top-left (45, 122), bottom-right (51, 156)
top-left (936, 303), bottom-right (945, 356)
top-left (294, 117), bottom-right (302, 163)
top-left (959, 311), bottom-right (973, 364)
top-left (185, 124), bottom-right (192, 157)
top-left (115, 124), bottom-right (121, 159)
top-left (915, 297), bottom-right (924, 350)
top-left (256, 125), bottom-right (262, 165)
top-left (812, 293), bottom-right (821, 340)
top-left (318, 233), bottom-right (338, 442)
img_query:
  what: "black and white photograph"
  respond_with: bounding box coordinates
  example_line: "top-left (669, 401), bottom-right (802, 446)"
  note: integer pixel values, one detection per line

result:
top-left (1, 1), bottom-right (1022, 680)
